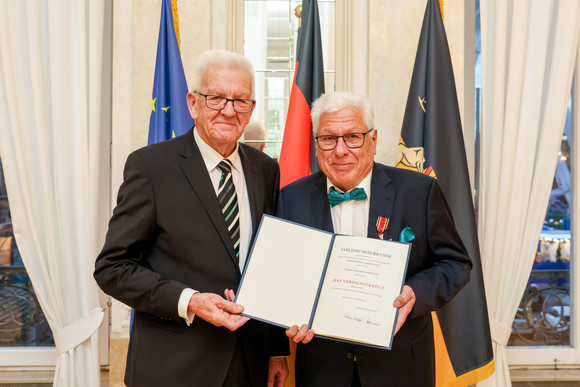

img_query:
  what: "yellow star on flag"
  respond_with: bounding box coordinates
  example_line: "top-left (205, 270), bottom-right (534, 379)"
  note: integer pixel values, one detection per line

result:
top-left (151, 97), bottom-right (156, 113)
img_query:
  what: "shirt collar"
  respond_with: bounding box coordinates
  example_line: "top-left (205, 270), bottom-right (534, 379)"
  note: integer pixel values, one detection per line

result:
top-left (194, 128), bottom-right (242, 173)
top-left (326, 169), bottom-right (373, 195)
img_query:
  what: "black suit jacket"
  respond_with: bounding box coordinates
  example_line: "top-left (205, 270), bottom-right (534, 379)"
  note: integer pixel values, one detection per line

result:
top-left (277, 163), bottom-right (472, 387)
top-left (94, 129), bottom-right (287, 387)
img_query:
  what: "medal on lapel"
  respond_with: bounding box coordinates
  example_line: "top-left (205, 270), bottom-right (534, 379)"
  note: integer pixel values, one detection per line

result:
top-left (376, 216), bottom-right (389, 240)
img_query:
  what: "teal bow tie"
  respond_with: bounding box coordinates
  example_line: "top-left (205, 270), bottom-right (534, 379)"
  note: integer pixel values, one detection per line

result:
top-left (327, 187), bottom-right (367, 207)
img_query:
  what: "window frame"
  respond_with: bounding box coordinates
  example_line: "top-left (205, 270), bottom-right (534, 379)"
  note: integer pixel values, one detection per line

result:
top-left (225, 0), bottom-right (359, 92)
top-left (507, 43), bottom-right (580, 371)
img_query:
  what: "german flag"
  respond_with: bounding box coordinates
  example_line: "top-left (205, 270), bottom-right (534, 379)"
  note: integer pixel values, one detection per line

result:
top-left (278, 0), bottom-right (325, 188)
top-left (396, 0), bottom-right (495, 385)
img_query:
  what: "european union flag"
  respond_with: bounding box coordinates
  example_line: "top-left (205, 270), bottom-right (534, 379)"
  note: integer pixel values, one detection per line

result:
top-left (148, 0), bottom-right (194, 145)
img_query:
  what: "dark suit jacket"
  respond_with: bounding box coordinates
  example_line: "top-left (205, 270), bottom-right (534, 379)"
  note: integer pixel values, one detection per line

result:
top-left (277, 163), bottom-right (472, 387)
top-left (94, 129), bottom-right (287, 387)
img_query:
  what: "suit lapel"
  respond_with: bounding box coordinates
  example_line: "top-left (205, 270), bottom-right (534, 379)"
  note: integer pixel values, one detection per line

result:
top-left (239, 145), bottom-right (260, 236)
top-left (367, 164), bottom-right (396, 240)
top-left (312, 173), bottom-right (334, 233)
top-left (177, 131), bottom-right (238, 267)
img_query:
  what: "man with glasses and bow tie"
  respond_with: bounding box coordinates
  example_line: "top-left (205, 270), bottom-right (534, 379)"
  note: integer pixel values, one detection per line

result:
top-left (277, 91), bottom-right (472, 387)
top-left (95, 50), bottom-right (288, 387)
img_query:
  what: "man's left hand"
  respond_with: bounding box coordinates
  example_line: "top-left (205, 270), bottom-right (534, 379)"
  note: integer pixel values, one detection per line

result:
top-left (267, 357), bottom-right (289, 387)
top-left (393, 285), bottom-right (416, 335)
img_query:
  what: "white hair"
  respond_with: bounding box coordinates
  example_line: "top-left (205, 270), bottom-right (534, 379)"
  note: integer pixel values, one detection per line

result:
top-left (310, 91), bottom-right (374, 135)
top-left (190, 50), bottom-right (255, 97)
top-left (244, 121), bottom-right (267, 141)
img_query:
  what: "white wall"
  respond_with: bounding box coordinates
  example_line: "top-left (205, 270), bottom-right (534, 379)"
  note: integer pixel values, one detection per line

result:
top-left (367, 0), bottom-right (470, 167)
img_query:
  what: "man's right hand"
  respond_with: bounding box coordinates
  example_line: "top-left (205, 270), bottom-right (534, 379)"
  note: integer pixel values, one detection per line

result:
top-left (188, 292), bottom-right (249, 331)
top-left (286, 324), bottom-right (315, 344)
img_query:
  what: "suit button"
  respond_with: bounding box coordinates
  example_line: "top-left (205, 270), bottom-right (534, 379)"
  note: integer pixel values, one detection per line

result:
top-left (346, 351), bottom-right (354, 360)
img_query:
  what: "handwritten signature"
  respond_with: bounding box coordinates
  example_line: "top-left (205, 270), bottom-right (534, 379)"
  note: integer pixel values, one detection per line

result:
top-left (343, 313), bottom-right (380, 326)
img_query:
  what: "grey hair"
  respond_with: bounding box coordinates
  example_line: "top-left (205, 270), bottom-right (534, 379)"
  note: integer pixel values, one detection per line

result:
top-left (310, 92), bottom-right (374, 135)
top-left (244, 120), bottom-right (267, 141)
top-left (190, 50), bottom-right (255, 97)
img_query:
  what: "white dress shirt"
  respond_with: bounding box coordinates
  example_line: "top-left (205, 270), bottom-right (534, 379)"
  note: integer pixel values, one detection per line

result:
top-left (178, 129), bottom-right (252, 325)
top-left (327, 171), bottom-right (372, 237)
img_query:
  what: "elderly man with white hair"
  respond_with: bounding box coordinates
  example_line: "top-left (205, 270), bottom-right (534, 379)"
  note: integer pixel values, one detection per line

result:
top-left (95, 50), bottom-right (289, 387)
top-left (278, 91), bottom-right (472, 387)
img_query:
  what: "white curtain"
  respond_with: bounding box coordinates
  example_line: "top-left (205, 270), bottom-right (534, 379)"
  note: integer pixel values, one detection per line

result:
top-left (0, 1), bottom-right (109, 386)
top-left (478, 1), bottom-right (580, 386)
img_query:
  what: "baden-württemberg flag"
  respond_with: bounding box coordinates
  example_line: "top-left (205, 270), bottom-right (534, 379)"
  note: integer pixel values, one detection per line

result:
top-left (395, 0), bottom-right (494, 385)
top-left (148, 0), bottom-right (193, 145)
top-left (278, 0), bottom-right (325, 187)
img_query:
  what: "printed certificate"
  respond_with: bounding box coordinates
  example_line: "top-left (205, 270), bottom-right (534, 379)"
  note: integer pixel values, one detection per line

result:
top-left (235, 215), bottom-right (411, 349)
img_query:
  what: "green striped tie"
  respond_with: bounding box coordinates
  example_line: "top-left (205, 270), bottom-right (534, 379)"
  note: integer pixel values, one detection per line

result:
top-left (217, 160), bottom-right (240, 264)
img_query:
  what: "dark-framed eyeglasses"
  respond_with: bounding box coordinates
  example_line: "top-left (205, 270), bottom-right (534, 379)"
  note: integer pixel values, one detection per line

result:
top-left (315, 129), bottom-right (375, 151)
top-left (194, 91), bottom-right (255, 113)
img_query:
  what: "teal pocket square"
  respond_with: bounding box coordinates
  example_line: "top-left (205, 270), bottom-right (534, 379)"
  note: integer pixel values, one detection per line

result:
top-left (399, 227), bottom-right (415, 243)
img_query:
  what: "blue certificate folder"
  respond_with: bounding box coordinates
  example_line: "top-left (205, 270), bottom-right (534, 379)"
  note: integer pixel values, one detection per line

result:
top-left (235, 215), bottom-right (411, 350)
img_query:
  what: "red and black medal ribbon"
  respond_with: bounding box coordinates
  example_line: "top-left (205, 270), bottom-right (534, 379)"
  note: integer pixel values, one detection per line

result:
top-left (376, 217), bottom-right (389, 240)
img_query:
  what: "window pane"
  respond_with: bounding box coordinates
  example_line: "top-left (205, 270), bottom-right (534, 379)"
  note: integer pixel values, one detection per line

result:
top-left (509, 101), bottom-right (573, 347)
top-left (0, 159), bottom-right (54, 347)
top-left (245, 0), bottom-right (336, 159)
